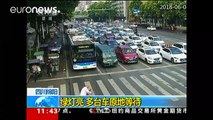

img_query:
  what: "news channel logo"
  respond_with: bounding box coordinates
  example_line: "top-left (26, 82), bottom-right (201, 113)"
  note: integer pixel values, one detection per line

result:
top-left (27, 88), bottom-right (59, 108)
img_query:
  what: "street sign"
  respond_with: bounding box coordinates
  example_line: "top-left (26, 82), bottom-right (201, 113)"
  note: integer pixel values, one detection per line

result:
top-left (133, 8), bottom-right (139, 14)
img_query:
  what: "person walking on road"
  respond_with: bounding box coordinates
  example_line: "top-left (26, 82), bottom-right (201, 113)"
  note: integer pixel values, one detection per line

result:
top-left (80, 86), bottom-right (92, 96)
top-left (46, 59), bottom-right (53, 77)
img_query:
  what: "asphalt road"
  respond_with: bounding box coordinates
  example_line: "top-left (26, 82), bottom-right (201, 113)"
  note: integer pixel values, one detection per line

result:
top-left (27, 24), bottom-right (187, 97)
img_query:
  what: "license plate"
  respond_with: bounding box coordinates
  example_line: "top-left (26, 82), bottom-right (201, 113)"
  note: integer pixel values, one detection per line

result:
top-left (155, 60), bottom-right (160, 63)
top-left (83, 66), bottom-right (88, 69)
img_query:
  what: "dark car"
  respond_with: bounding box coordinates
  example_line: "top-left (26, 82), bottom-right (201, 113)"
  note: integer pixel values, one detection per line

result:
top-left (104, 40), bottom-right (119, 49)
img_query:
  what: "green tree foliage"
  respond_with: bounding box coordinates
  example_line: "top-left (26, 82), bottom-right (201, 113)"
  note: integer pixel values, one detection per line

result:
top-left (139, 0), bottom-right (186, 27)
top-left (88, 1), bottom-right (117, 22)
top-left (129, 0), bottom-right (143, 18)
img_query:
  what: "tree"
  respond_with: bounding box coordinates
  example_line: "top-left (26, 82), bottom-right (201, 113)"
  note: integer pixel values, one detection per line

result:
top-left (129, 0), bottom-right (142, 22)
top-left (87, 1), bottom-right (117, 22)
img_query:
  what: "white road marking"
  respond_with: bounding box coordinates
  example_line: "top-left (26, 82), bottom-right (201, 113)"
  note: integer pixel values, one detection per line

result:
top-left (163, 60), bottom-right (172, 65)
top-left (151, 73), bottom-right (185, 95)
top-left (96, 80), bottom-right (110, 95)
top-left (118, 62), bottom-right (128, 71)
top-left (180, 69), bottom-right (186, 73)
top-left (96, 66), bottom-right (103, 74)
top-left (64, 45), bottom-right (69, 77)
top-left (140, 75), bottom-right (171, 95)
top-left (130, 76), bottom-right (155, 95)
top-left (34, 64), bottom-right (186, 82)
top-left (138, 60), bottom-right (151, 68)
top-left (73, 83), bottom-right (80, 95)
top-left (160, 72), bottom-right (186, 88)
top-left (170, 71), bottom-right (186, 80)
top-left (60, 84), bottom-right (67, 95)
top-left (108, 79), bottom-right (124, 95)
top-left (119, 77), bottom-right (140, 95)
top-left (84, 81), bottom-right (95, 95)
top-left (48, 85), bottom-right (53, 88)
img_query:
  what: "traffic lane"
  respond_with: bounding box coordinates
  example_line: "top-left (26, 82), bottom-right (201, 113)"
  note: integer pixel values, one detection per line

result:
top-left (138, 66), bottom-right (186, 95)
top-left (137, 28), bottom-right (186, 43)
top-left (97, 62), bottom-right (125, 73)
top-left (27, 78), bottom-right (71, 95)
top-left (118, 60), bottom-right (150, 70)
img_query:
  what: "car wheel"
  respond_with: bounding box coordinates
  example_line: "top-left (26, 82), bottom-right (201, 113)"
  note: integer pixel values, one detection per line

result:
top-left (171, 58), bottom-right (175, 63)
top-left (121, 59), bottom-right (124, 64)
top-left (145, 58), bottom-right (148, 64)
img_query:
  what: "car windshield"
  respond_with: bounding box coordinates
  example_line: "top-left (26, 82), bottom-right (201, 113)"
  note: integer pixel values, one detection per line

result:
top-left (132, 37), bottom-right (140, 40)
top-left (145, 50), bottom-right (157, 55)
top-left (122, 48), bottom-right (134, 54)
top-left (184, 45), bottom-right (187, 50)
top-left (108, 41), bottom-right (118, 45)
top-left (103, 50), bottom-right (116, 58)
top-left (153, 37), bottom-right (162, 41)
top-left (127, 42), bottom-right (135, 46)
top-left (121, 33), bottom-right (128, 36)
top-left (170, 48), bottom-right (183, 54)
top-left (150, 42), bottom-right (159, 46)
top-left (115, 37), bottom-right (123, 40)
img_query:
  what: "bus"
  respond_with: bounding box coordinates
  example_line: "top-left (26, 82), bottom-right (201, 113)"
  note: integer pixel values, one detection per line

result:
top-left (67, 35), bottom-right (97, 70)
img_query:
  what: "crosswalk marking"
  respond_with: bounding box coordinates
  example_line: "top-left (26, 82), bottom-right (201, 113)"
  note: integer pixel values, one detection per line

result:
top-left (130, 76), bottom-right (156, 95)
top-left (180, 69), bottom-right (186, 73)
top-left (60, 84), bottom-right (67, 95)
top-left (160, 72), bottom-right (186, 88)
top-left (97, 80), bottom-right (110, 95)
top-left (84, 81), bottom-right (95, 95)
top-left (48, 85), bottom-right (53, 88)
top-left (73, 83), bottom-right (80, 95)
top-left (119, 77), bottom-right (140, 95)
top-left (108, 79), bottom-right (124, 95)
top-left (151, 73), bottom-right (185, 95)
top-left (170, 71), bottom-right (186, 80)
top-left (140, 75), bottom-right (171, 95)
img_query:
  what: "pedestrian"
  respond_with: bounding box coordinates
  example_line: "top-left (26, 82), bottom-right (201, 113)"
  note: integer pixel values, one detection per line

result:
top-left (46, 59), bottom-right (53, 77)
top-left (80, 86), bottom-right (92, 96)
top-left (32, 64), bottom-right (39, 82)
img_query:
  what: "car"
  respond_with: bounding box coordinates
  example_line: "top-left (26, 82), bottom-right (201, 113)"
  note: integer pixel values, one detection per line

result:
top-left (159, 47), bottom-right (187, 63)
top-left (136, 47), bottom-right (162, 64)
top-left (104, 40), bottom-right (119, 49)
top-left (115, 45), bottom-right (138, 64)
top-left (142, 41), bottom-right (162, 53)
top-left (147, 26), bottom-right (156, 31)
top-left (114, 36), bottom-right (125, 45)
top-left (136, 33), bottom-right (148, 42)
top-left (172, 42), bottom-right (187, 54)
top-left (125, 42), bottom-right (139, 52)
top-left (129, 36), bottom-right (143, 46)
top-left (104, 33), bottom-right (115, 40)
top-left (147, 35), bottom-right (165, 47)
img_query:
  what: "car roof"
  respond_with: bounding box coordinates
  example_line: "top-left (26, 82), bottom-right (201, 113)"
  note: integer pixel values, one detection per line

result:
top-left (118, 45), bottom-right (131, 49)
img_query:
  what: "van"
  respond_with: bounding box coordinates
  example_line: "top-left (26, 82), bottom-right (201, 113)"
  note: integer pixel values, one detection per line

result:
top-left (96, 45), bottom-right (118, 67)
top-left (115, 45), bottom-right (138, 64)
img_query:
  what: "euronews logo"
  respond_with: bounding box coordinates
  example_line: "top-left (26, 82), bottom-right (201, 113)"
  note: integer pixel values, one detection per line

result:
top-left (10, 6), bottom-right (60, 15)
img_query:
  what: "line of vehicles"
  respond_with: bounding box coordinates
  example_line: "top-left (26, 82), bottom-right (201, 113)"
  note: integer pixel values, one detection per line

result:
top-left (65, 21), bottom-right (187, 70)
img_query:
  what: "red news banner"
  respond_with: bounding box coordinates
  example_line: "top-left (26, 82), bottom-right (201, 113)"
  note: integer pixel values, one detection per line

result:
top-left (27, 108), bottom-right (59, 120)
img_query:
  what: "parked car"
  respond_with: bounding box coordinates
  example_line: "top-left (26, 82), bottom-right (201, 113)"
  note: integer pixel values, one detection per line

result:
top-left (125, 42), bottom-right (139, 52)
top-left (147, 26), bottom-right (156, 31)
top-left (159, 47), bottom-right (187, 63)
top-left (129, 35), bottom-right (143, 46)
top-left (142, 41), bottom-right (162, 53)
top-left (104, 39), bottom-right (119, 50)
top-left (147, 35), bottom-right (165, 48)
top-left (172, 42), bottom-right (187, 54)
top-left (136, 47), bottom-right (162, 64)
top-left (115, 45), bottom-right (138, 64)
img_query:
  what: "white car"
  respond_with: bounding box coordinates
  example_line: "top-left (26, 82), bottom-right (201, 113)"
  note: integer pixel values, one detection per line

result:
top-left (142, 41), bottom-right (162, 53)
top-left (147, 26), bottom-right (156, 31)
top-left (129, 36), bottom-right (143, 46)
top-left (136, 33), bottom-right (148, 42)
top-left (136, 47), bottom-right (162, 64)
top-left (125, 42), bottom-right (139, 52)
top-left (172, 42), bottom-right (187, 54)
top-left (147, 35), bottom-right (165, 47)
top-left (159, 47), bottom-right (187, 63)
